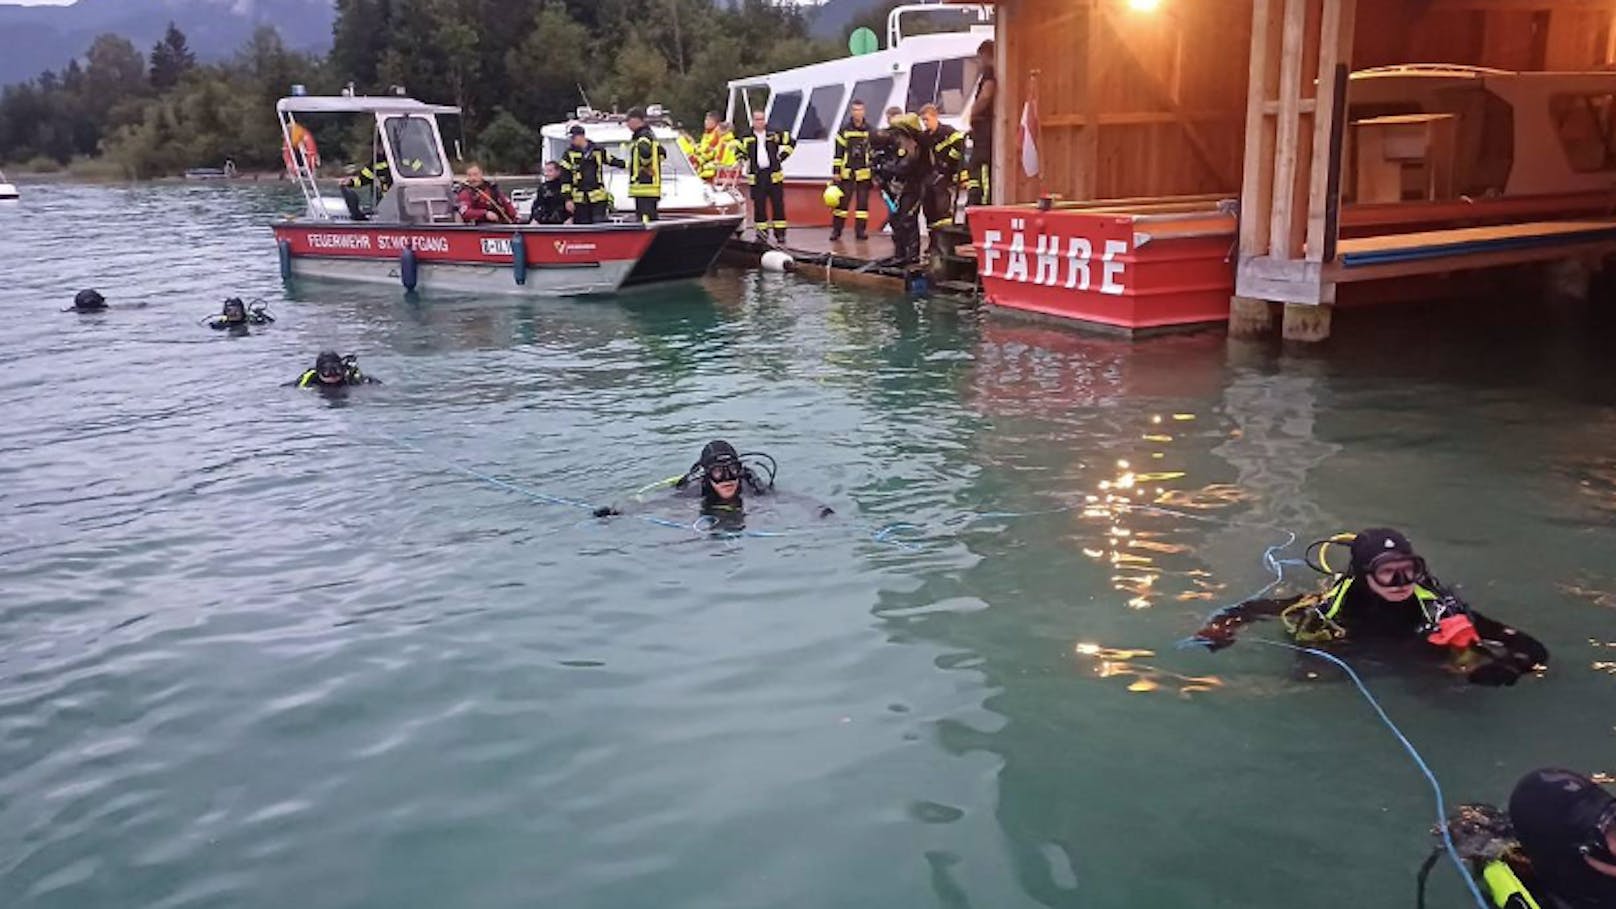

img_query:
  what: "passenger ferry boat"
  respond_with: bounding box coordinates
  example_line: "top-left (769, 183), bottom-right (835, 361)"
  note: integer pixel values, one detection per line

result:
top-left (512, 106), bottom-right (746, 220)
top-left (271, 93), bottom-right (742, 297)
top-left (0, 170), bottom-right (17, 200)
top-left (724, 3), bottom-right (994, 228)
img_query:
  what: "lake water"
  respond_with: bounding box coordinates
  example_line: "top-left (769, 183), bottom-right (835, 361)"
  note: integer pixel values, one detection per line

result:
top-left (3, 183), bottom-right (1615, 909)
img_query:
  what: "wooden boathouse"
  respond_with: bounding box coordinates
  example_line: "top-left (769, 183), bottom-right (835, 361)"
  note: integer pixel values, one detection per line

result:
top-left (965, 0), bottom-right (1616, 338)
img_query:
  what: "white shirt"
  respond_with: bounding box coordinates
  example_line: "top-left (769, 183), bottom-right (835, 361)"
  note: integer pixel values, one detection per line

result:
top-left (755, 131), bottom-right (771, 169)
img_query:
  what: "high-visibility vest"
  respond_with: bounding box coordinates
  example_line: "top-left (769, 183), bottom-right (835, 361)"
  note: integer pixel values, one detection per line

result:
top-left (628, 125), bottom-right (665, 199)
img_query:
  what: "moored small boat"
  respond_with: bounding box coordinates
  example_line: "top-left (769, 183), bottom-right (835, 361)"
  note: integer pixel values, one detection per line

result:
top-left (0, 170), bottom-right (18, 200)
top-left (270, 93), bottom-right (740, 296)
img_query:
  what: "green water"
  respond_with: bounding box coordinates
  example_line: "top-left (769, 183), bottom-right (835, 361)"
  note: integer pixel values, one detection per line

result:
top-left (3, 184), bottom-right (1616, 909)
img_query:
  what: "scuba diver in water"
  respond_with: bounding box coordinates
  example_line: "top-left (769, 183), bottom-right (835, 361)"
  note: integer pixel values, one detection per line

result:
top-left (1422, 769), bottom-right (1616, 908)
top-left (67, 289), bottom-right (107, 313)
top-left (592, 440), bottom-right (833, 530)
top-left (1190, 527), bottom-right (1548, 686)
top-left (287, 351), bottom-right (381, 390)
top-left (206, 297), bottom-right (274, 331)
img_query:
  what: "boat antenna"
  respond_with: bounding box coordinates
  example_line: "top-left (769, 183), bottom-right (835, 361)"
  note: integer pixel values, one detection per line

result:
top-left (578, 84), bottom-right (593, 111)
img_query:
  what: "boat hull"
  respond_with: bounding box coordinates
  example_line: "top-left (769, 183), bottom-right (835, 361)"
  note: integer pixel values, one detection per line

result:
top-left (272, 216), bottom-right (741, 296)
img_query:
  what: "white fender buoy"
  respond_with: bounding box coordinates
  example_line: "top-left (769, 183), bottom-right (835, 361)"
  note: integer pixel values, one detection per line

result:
top-left (760, 250), bottom-right (795, 273)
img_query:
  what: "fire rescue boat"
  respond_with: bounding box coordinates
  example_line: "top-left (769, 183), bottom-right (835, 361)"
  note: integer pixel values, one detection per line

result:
top-left (271, 93), bottom-right (742, 296)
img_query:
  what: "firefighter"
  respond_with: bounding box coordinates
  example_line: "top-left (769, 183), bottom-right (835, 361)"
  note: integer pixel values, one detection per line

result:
top-left (625, 107), bottom-right (665, 224)
top-left (966, 39), bottom-right (997, 206)
top-left (732, 109), bottom-right (795, 243)
top-left (830, 99), bottom-right (875, 242)
top-left (873, 114), bottom-right (926, 267)
top-left (918, 103), bottom-right (966, 254)
top-left (340, 134), bottom-right (427, 222)
top-left (695, 110), bottom-right (724, 180)
top-left (559, 124), bottom-right (624, 225)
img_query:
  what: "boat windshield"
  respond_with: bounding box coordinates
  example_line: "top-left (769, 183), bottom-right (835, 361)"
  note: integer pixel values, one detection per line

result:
top-left (384, 116), bottom-right (445, 177)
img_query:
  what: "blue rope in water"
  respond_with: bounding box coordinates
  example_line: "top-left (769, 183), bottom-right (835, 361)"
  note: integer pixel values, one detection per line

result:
top-left (1175, 531), bottom-right (1489, 909)
top-left (1252, 639), bottom-right (1491, 909)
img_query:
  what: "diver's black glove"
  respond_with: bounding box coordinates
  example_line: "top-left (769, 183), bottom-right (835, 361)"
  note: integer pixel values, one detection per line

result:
top-left (592, 505), bottom-right (620, 518)
top-left (1467, 660), bottom-right (1522, 687)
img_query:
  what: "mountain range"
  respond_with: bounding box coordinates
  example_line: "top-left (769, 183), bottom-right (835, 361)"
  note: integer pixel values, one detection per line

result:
top-left (0, 0), bottom-right (890, 90)
top-left (0, 0), bottom-right (334, 87)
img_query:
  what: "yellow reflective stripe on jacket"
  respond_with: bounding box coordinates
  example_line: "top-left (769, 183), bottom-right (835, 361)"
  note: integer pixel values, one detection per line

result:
top-left (1481, 860), bottom-right (1542, 909)
top-left (1319, 578), bottom-right (1441, 622)
top-left (296, 370), bottom-right (316, 388)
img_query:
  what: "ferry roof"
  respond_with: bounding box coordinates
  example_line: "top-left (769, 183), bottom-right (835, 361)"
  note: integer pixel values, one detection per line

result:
top-left (276, 96), bottom-right (461, 116)
top-left (726, 28), bottom-right (990, 89)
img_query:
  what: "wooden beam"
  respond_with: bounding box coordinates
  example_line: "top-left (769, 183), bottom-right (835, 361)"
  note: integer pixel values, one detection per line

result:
top-left (993, 0), bottom-right (1014, 203)
top-left (1305, 0), bottom-right (1356, 262)
top-left (1267, 0), bottom-right (1309, 259)
top-left (1239, 0), bottom-right (1280, 257)
top-left (1040, 111), bottom-right (1247, 128)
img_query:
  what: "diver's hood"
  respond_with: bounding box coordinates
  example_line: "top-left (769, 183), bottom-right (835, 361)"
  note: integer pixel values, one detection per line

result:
top-left (699, 440), bottom-right (740, 469)
top-left (315, 352), bottom-right (346, 378)
top-left (1510, 769), bottom-right (1616, 904)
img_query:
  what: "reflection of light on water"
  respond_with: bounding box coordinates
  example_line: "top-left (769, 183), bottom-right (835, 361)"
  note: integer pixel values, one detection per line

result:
top-left (1073, 641), bottom-right (1223, 698)
top-left (1594, 772), bottom-right (1616, 785)
top-left (1075, 411), bottom-right (1244, 611)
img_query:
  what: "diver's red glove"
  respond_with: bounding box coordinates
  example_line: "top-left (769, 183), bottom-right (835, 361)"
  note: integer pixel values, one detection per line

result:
top-left (1427, 614), bottom-right (1480, 650)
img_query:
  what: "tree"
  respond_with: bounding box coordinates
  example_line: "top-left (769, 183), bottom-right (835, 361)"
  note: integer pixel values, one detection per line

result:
top-left (476, 108), bottom-right (539, 173)
top-left (504, 2), bottom-right (590, 126)
top-left (83, 34), bottom-right (148, 124)
top-left (149, 22), bottom-right (196, 90)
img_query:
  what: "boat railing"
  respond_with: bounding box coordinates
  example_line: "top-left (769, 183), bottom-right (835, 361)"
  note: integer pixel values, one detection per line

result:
top-left (279, 112), bottom-right (329, 220)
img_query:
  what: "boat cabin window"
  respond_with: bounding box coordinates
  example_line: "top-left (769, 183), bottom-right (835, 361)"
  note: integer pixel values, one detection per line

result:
top-left (798, 85), bottom-right (845, 141)
top-left (384, 116), bottom-right (445, 178)
top-left (850, 77), bottom-right (895, 118)
top-left (1550, 93), bottom-right (1616, 173)
top-left (906, 56), bottom-right (980, 115)
top-left (767, 91), bottom-right (803, 133)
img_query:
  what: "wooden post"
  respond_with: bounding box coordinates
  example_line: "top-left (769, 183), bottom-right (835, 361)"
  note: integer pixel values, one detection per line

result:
top-left (1238, 0), bottom-right (1280, 259)
top-left (993, 0), bottom-right (1015, 204)
top-left (1267, 0), bottom-right (1309, 259)
top-left (1305, 0), bottom-right (1356, 263)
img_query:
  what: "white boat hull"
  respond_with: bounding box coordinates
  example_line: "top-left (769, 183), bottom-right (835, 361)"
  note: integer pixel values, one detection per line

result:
top-left (0, 184), bottom-right (18, 200)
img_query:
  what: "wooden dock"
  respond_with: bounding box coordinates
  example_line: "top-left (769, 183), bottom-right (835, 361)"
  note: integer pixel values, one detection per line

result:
top-left (721, 225), bottom-right (980, 298)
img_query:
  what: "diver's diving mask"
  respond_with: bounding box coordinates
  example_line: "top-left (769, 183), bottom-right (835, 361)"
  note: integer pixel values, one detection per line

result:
top-left (1367, 554), bottom-right (1427, 587)
top-left (706, 462), bottom-right (743, 483)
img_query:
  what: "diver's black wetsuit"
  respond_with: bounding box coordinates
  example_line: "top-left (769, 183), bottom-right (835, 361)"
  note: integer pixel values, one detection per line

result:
top-left (1194, 581), bottom-right (1548, 686)
top-left (1510, 770), bottom-right (1616, 908)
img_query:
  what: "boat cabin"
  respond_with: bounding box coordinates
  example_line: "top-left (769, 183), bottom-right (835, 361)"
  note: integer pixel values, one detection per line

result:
top-left (1345, 65), bottom-right (1616, 201)
top-left (534, 106), bottom-right (744, 216)
top-left (278, 94), bottom-right (461, 224)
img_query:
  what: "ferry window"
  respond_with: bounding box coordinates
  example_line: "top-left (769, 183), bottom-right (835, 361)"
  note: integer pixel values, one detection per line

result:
top-left (384, 116), bottom-right (445, 177)
top-left (798, 85), bottom-right (845, 141)
top-left (850, 77), bottom-right (894, 117)
top-left (906, 61), bottom-right (940, 112)
top-left (1550, 93), bottom-right (1616, 172)
top-left (906, 57), bottom-right (981, 116)
top-left (767, 91), bottom-right (803, 134)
